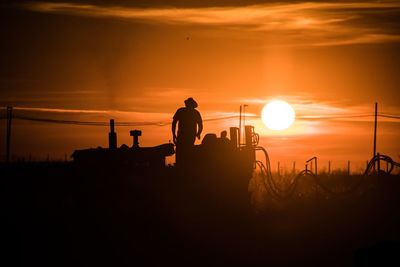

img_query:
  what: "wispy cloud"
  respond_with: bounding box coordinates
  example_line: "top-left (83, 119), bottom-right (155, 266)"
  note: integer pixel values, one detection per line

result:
top-left (23, 1), bottom-right (400, 46)
top-left (14, 106), bottom-right (112, 114)
top-left (236, 95), bottom-right (400, 123)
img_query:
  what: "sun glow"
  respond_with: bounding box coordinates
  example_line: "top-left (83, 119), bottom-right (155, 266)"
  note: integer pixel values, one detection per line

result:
top-left (261, 100), bottom-right (296, 130)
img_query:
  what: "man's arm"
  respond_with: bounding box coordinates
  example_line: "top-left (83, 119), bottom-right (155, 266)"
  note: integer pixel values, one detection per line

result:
top-left (196, 113), bottom-right (203, 140)
top-left (172, 118), bottom-right (178, 144)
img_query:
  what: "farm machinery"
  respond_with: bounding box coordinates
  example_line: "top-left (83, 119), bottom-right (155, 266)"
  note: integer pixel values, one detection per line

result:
top-left (72, 118), bottom-right (400, 201)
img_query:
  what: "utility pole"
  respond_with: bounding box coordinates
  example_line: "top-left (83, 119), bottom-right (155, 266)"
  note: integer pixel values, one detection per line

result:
top-left (6, 106), bottom-right (13, 163)
top-left (239, 105), bottom-right (242, 147)
top-left (373, 102), bottom-right (378, 172)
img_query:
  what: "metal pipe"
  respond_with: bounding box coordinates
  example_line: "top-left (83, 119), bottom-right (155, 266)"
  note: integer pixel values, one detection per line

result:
top-left (306, 157), bottom-right (318, 176)
top-left (108, 119), bottom-right (117, 149)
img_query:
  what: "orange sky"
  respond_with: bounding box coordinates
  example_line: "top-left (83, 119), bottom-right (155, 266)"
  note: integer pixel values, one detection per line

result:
top-left (1, 1), bottom-right (400, 170)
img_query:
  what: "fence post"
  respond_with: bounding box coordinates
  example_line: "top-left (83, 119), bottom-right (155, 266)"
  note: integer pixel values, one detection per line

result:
top-left (6, 106), bottom-right (13, 163)
top-left (348, 160), bottom-right (350, 176)
top-left (328, 161), bottom-right (331, 175)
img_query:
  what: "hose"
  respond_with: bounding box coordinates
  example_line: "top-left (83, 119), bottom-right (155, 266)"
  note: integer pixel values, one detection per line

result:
top-left (254, 147), bottom-right (400, 199)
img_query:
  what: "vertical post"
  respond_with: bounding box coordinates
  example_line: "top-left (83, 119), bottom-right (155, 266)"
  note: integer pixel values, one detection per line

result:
top-left (243, 104), bottom-right (248, 146)
top-left (293, 161), bottom-right (296, 173)
top-left (315, 158), bottom-right (318, 176)
top-left (239, 105), bottom-right (242, 147)
top-left (244, 125), bottom-right (254, 148)
top-left (243, 105), bottom-right (247, 127)
top-left (328, 161), bottom-right (331, 175)
top-left (348, 160), bottom-right (350, 176)
top-left (108, 119), bottom-right (117, 149)
top-left (6, 106), bottom-right (13, 163)
top-left (373, 102), bottom-right (378, 172)
top-left (305, 164), bottom-right (308, 172)
top-left (310, 161), bottom-right (313, 173)
top-left (229, 127), bottom-right (239, 149)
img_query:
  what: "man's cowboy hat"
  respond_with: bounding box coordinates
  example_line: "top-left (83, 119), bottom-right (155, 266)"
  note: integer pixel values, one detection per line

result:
top-left (184, 97), bottom-right (198, 108)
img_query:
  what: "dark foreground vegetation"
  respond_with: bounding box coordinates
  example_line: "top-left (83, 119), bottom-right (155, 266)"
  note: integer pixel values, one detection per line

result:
top-left (1, 162), bottom-right (400, 266)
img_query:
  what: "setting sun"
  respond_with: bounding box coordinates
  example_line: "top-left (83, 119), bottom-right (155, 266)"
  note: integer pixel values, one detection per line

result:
top-left (261, 100), bottom-right (296, 130)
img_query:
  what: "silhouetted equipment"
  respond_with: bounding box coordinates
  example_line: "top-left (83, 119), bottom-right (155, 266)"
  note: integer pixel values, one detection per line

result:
top-left (245, 126), bottom-right (254, 148)
top-left (365, 153), bottom-right (400, 176)
top-left (130, 130), bottom-right (142, 148)
top-left (230, 127), bottom-right (239, 148)
top-left (220, 130), bottom-right (227, 139)
top-left (108, 119), bottom-right (117, 150)
top-left (72, 114), bottom-right (261, 190)
top-left (201, 133), bottom-right (218, 146)
top-left (69, 103), bottom-right (398, 202)
top-left (306, 157), bottom-right (318, 176)
top-left (6, 106), bottom-right (12, 163)
top-left (73, 126), bottom-right (174, 169)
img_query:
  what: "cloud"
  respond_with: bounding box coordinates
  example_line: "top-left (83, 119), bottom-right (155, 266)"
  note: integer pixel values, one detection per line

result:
top-left (22, 1), bottom-right (400, 46)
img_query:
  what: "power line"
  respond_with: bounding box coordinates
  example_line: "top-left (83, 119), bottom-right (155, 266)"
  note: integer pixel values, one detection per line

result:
top-left (6, 114), bottom-right (241, 126)
top-left (13, 115), bottom-right (165, 126)
top-left (379, 114), bottom-right (400, 119)
top-left (1, 112), bottom-right (400, 126)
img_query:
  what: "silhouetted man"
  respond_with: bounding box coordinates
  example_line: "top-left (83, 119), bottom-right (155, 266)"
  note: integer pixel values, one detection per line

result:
top-left (172, 97), bottom-right (203, 166)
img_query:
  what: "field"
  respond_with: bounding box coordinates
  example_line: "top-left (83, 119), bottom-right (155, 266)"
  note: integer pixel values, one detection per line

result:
top-left (1, 162), bottom-right (400, 266)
